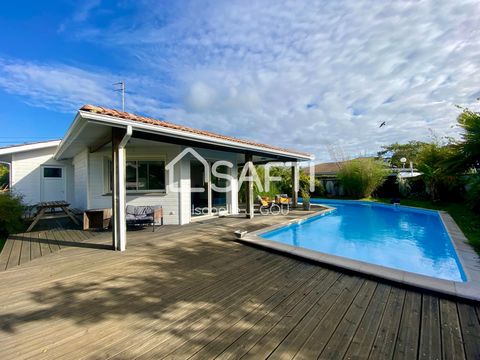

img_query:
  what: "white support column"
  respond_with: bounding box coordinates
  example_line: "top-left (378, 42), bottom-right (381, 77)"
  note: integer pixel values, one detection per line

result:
top-left (245, 154), bottom-right (254, 219)
top-left (111, 126), bottom-right (132, 251)
top-left (228, 161), bottom-right (239, 215)
top-left (207, 169), bottom-right (212, 216)
top-left (292, 163), bottom-right (299, 208)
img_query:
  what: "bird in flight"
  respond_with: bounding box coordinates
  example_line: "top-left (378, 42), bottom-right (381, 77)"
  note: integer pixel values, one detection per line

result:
top-left (379, 121), bottom-right (386, 128)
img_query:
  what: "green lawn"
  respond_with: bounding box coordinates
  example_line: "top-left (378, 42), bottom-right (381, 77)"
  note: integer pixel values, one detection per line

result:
top-left (370, 198), bottom-right (480, 254)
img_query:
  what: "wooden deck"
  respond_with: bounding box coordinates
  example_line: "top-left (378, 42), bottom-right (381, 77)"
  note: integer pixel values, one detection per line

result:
top-left (0, 219), bottom-right (104, 271)
top-left (0, 211), bottom-right (479, 359)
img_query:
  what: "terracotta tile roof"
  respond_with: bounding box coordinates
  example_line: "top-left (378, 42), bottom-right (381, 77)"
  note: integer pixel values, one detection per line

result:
top-left (80, 105), bottom-right (311, 158)
top-left (313, 161), bottom-right (342, 174)
top-left (314, 157), bottom-right (375, 175)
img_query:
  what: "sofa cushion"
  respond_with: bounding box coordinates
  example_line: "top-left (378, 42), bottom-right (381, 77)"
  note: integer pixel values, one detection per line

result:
top-left (134, 206), bottom-right (153, 216)
top-left (126, 214), bottom-right (137, 221)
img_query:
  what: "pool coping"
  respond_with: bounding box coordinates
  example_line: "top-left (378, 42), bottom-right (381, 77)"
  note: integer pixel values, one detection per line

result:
top-left (237, 204), bottom-right (480, 302)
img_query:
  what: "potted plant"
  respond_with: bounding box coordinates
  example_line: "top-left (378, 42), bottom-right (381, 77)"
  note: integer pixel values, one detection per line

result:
top-left (300, 189), bottom-right (311, 210)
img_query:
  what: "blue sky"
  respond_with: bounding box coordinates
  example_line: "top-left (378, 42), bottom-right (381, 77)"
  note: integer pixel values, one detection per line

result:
top-left (0, 0), bottom-right (479, 161)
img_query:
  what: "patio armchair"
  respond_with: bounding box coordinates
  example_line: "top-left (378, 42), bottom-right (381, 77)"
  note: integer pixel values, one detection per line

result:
top-left (126, 205), bottom-right (163, 232)
top-left (256, 195), bottom-right (280, 215)
top-left (275, 194), bottom-right (292, 208)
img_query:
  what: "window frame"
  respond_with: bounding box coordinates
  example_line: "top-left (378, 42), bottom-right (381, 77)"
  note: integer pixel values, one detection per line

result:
top-left (103, 155), bottom-right (167, 194)
top-left (43, 167), bottom-right (63, 178)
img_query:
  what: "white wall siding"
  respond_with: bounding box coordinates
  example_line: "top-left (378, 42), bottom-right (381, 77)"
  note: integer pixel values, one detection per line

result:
top-left (72, 149), bottom-right (89, 210)
top-left (88, 143), bottom-right (183, 225)
top-left (8, 139), bottom-right (241, 224)
top-left (11, 147), bottom-right (72, 205)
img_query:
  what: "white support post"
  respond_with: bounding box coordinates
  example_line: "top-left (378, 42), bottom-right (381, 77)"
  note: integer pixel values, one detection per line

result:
top-left (245, 154), bottom-right (254, 219)
top-left (111, 126), bottom-right (132, 251)
top-left (292, 163), bottom-right (299, 208)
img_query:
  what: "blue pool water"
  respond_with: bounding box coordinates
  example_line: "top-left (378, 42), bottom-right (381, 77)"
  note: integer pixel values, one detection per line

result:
top-left (261, 199), bottom-right (466, 282)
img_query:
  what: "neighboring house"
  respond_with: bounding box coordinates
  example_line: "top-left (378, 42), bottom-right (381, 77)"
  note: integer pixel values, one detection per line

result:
top-left (313, 161), bottom-right (344, 196)
top-left (314, 158), bottom-right (411, 197)
top-left (313, 158), bottom-right (378, 196)
top-left (0, 105), bottom-right (312, 250)
top-left (0, 140), bottom-right (68, 204)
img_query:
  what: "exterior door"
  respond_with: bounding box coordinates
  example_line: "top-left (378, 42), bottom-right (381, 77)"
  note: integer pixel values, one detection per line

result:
top-left (41, 166), bottom-right (66, 202)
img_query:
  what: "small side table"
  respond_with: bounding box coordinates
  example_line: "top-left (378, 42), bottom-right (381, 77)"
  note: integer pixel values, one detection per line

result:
top-left (83, 208), bottom-right (112, 230)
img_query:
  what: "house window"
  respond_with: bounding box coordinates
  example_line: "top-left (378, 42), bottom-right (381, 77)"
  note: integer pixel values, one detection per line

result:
top-left (105, 159), bottom-right (166, 192)
top-left (43, 167), bottom-right (62, 178)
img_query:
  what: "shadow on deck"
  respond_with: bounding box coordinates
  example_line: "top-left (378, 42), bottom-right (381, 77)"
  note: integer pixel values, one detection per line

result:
top-left (0, 210), bottom-right (479, 359)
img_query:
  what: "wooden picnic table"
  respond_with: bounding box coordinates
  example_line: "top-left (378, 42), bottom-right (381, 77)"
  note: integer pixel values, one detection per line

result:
top-left (26, 201), bottom-right (80, 232)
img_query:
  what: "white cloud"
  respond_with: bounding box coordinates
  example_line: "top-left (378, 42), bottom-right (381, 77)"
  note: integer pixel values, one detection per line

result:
top-left (2, 0), bottom-right (480, 161)
top-left (0, 58), bottom-right (113, 112)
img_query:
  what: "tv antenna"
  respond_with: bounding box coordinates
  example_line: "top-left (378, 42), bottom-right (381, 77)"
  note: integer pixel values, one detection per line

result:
top-left (113, 81), bottom-right (125, 112)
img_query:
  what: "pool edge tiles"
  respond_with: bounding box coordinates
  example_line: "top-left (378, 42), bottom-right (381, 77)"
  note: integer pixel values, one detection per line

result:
top-left (239, 204), bottom-right (480, 302)
top-left (264, 201), bottom-right (466, 282)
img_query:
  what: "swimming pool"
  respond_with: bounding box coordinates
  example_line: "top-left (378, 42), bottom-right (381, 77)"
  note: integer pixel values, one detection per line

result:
top-left (261, 199), bottom-right (467, 282)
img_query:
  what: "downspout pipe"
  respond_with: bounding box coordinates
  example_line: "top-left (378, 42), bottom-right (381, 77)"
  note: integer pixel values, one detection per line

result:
top-left (119, 125), bottom-right (133, 149)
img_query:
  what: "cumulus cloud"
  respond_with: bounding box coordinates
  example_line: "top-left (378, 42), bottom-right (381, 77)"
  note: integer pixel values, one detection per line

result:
top-left (2, 0), bottom-right (480, 160)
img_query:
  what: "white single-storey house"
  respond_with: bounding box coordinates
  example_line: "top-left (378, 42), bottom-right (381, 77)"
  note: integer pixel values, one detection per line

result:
top-left (0, 105), bottom-right (312, 250)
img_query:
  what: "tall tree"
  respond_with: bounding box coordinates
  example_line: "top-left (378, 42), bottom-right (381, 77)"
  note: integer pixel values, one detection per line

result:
top-left (444, 108), bottom-right (480, 173)
top-left (378, 141), bottom-right (429, 167)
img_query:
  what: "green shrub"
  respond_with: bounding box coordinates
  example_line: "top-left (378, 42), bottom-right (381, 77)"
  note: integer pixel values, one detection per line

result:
top-left (0, 164), bottom-right (8, 188)
top-left (0, 192), bottom-right (25, 239)
top-left (466, 174), bottom-right (480, 212)
top-left (337, 158), bottom-right (389, 198)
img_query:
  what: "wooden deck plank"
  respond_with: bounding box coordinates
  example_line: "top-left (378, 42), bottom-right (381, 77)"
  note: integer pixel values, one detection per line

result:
top-left (175, 267), bottom-right (332, 359)
top-left (10, 249), bottom-right (286, 359)
top-left (457, 303), bottom-right (480, 360)
top-left (261, 275), bottom-right (363, 360)
top-left (0, 237), bottom-right (15, 270)
top-left (419, 295), bottom-right (442, 360)
top-left (29, 233), bottom-right (41, 261)
top-left (343, 283), bottom-right (391, 359)
top-left (440, 298), bottom-right (466, 360)
top-left (6, 236), bottom-right (23, 269)
top-left (0, 246), bottom-right (273, 352)
top-left (318, 280), bottom-right (378, 359)
top-left (1, 257), bottom-right (280, 358)
top-left (45, 229), bottom-right (61, 251)
top-left (37, 231), bottom-right (53, 257)
top-left (292, 277), bottom-right (366, 359)
top-left (18, 234), bottom-right (31, 265)
top-left (0, 211), bottom-right (478, 360)
top-left (88, 257), bottom-right (298, 360)
top-left (242, 272), bottom-right (351, 360)
top-left (216, 270), bottom-right (343, 360)
top-left (368, 287), bottom-right (406, 360)
top-left (158, 264), bottom-right (323, 359)
top-left (393, 291), bottom-right (422, 360)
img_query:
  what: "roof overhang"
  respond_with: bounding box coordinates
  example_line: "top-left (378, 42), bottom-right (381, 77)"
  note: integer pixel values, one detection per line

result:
top-left (55, 111), bottom-right (314, 162)
top-left (0, 140), bottom-right (61, 156)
